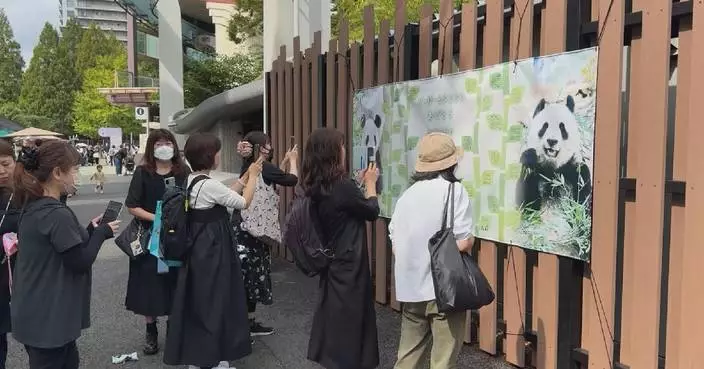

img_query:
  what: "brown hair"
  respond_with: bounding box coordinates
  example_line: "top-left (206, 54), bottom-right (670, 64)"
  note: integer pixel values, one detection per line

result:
top-left (14, 140), bottom-right (80, 205)
top-left (240, 131), bottom-right (271, 173)
top-left (184, 134), bottom-right (221, 171)
top-left (141, 129), bottom-right (186, 175)
top-left (0, 140), bottom-right (14, 159)
top-left (301, 128), bottom-right (346, 196)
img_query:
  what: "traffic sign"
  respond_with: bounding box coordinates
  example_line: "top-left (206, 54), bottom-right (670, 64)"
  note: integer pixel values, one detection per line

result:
top-left (135, 107), bottom-right (149, 121)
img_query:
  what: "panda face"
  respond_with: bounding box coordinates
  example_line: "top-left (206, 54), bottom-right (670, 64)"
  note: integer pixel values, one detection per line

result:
top-left (526, 95), bottom-right (582, 168)
top-left (361, 114), bottom-right (383, 155)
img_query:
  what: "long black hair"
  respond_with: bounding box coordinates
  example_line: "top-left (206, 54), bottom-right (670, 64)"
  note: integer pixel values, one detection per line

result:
top-left (410, 164), bottom-right (460, 184)
top-left (301, 128), bottom-right (346, 196)
top-left (239, 131), bottom-right (271, 175)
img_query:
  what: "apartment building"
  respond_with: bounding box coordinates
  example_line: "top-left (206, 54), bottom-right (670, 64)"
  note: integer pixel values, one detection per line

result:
top-left (59, 0), bottom-right (129, 43)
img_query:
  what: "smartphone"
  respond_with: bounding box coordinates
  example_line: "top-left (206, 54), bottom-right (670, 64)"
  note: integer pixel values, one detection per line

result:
top-left (100, 201), bottom-right (123, 225)
top-left (164, 176), bottom-right (176, 188)
top-left (289, 136), bottom-right (296, 149)
top-left (367, 147), bottom-right (375, 166)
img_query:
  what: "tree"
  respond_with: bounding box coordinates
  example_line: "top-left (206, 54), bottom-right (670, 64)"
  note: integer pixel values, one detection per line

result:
top-left (184, 54), bottom-right (262, 108)
top-left (18, 23), bottom-right (63, 131)
top-left (0, 9), bottom-right (24, 105)
top-left (332, 0), bottom-right (469, 41)
top-left (58, 19), bottom-right (84, 90)
top-left (48, 19), bottom-right (85, 132)
top-left (76, 23), bottom-right (124, 73)
top-left (72, 51), bottom-right (141, 138)
top-left (227, 0), bottom-right (263, 44)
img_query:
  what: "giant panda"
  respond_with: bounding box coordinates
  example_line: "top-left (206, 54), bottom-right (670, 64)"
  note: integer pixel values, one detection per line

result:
top-left (516, 95), bottom-right (592, 213)
top-left (361, 113), bottom-right (383, 193)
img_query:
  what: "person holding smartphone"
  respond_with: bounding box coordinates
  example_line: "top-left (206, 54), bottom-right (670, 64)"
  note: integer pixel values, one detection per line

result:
top-left (124, 129), bottom-right (190, 355)
top-left (165, 134), bottom-right (262, 368)
top-left (233, 131), bottom-right (298, 337)
top-left (11, 141), bottom-right (120, 369)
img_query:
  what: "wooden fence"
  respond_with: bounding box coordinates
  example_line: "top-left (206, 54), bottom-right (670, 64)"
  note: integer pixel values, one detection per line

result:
top-left (264, 1), bottom-right (703, 368)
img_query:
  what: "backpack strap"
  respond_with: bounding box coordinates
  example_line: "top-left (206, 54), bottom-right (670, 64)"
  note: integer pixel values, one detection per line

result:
top-left (186, 175), bottom-right (210, 209)
top-left (187, 174), bottom-right (210, 193)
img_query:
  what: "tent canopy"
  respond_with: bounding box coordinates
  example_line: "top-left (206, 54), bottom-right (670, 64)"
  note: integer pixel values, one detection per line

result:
top-left (5, 127), bottom-right (63, 138)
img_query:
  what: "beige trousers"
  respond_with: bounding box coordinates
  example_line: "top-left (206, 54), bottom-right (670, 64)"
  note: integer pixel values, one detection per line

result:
top-left (394, 300), bottom-right (467, 369)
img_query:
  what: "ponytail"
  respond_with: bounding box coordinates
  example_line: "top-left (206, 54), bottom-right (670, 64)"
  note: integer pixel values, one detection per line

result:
top-left (13, 141), bottom-right (80, 206)
top-left (13, 162), bottom-right (43, 206)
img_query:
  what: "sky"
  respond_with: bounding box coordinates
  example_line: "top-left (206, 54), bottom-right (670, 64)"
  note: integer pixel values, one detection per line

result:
top-left (1, 0), bottom-right (59, 66)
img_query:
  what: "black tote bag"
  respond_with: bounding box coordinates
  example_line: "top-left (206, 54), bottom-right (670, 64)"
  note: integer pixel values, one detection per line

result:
top-left (115, 218), bottom-right (150, 259)
top-left (428, 182), bottom-right (495, 313)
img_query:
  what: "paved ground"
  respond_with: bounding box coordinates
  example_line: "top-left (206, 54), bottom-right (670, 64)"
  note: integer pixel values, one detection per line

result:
top-left (4, 178), bottom-right (512, 369)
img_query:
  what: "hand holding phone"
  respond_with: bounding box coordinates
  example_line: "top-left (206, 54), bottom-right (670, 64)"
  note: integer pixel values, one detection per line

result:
top-left (100, 201), bottom-right (124, 225)
top-left (367, 147), bottom-right (375, 166)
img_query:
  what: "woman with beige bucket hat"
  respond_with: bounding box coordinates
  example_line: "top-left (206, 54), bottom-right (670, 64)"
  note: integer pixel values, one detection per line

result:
top-left (389, 132), bottom-right (476, 369)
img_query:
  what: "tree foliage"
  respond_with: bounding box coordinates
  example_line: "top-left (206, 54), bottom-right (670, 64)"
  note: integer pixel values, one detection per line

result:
top-left (72, 51), bottom-right (140, 138)
top-left (332, 0), bottom-right (469, 41)
top-left (0, 9), bottom-right (24, 105)
top-left (184, 54), bottom-right (263, 108)
top-left (18, 23), bottom-right (64, 131)
top-left (227, 0), bottom-right (263, 44)
top-left (76, 23), bottom-right (124, 73)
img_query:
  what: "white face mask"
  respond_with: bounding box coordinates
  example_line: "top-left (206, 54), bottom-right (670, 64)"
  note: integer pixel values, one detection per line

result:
top-left (154, 146), bottom-right (174, 161)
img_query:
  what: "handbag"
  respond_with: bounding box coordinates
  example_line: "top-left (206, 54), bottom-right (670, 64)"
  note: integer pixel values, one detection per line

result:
top-left (428, 182), bottom-right (495, 313)
top-left (115, 218), bottom-right (150, 259)
top-left (240, 173), bottom-right (282, 247)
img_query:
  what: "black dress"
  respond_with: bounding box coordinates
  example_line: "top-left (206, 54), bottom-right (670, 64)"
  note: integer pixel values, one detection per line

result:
top-left (164, 203), bottom-right (252, 367)
top-left (307, 179), bottom-right (380, 369)
top-left (124, 166), bottom-right (187, 317)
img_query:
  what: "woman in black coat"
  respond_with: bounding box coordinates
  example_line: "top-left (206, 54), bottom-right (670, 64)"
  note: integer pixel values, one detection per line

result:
top-left (300, 128), bottom-right (381, 369)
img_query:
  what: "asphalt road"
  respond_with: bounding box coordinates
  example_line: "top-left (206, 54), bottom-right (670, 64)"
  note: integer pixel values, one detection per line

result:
top-left (4, 179), bottom-right (512, 369)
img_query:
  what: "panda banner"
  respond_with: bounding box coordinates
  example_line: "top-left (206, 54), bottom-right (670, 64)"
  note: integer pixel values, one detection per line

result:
top-left (351, 47), bottom-right (597, 261)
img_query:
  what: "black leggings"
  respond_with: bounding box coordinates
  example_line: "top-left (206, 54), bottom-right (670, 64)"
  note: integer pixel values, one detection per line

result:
top-left (25, 341), bottom-right (79, 369)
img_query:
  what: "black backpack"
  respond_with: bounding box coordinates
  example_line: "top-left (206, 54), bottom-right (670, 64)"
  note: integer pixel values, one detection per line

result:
top-left (282, 186), bottom-right (334, 277)
top-left (161, 174), bottom-right (209, 260)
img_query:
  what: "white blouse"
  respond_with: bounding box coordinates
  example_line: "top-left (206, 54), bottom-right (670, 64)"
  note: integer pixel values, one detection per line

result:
top-left (187, 174), bottom-right (247, 210)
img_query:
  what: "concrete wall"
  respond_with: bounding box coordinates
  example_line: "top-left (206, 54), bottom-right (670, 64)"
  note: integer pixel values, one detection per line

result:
top-left (210, 119), bottom-right (243, 173)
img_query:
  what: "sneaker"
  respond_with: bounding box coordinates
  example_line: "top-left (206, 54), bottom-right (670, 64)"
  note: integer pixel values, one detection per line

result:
top-left (249, 320), bottom-right (274, 336)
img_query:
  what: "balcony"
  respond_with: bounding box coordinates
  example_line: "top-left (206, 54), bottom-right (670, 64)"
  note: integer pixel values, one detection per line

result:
top-left (97, 71), bottom-right (159, 106)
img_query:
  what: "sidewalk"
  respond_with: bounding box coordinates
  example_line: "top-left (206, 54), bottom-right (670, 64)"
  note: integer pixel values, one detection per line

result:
top-left (77, 165), bottom-right (238, 185)
top-left (231, 258), bottom-right (512, 369)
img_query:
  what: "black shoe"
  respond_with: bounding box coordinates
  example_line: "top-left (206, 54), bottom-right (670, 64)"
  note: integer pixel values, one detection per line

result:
top-left (249, 320), bottom-right (274, 336)
top-left (143, 323), bottom-right (159, 355)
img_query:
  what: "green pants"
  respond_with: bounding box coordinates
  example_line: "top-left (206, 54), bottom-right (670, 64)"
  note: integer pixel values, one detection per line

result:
top-left (394, 301), bottom-right (467, 369)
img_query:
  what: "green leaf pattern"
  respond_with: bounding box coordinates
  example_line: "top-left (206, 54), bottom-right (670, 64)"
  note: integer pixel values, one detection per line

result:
top-left (350, 48), bottom-right (598, 261)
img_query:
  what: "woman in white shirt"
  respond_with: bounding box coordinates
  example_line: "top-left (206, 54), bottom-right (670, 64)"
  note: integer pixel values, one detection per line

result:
top-left (389, 132), bottom-right (475, 369)
top-left (164, 133), bottom-right (262, 369)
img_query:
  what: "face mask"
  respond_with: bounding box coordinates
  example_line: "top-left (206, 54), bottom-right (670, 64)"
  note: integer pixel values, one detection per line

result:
top-left (154, 146), bottom-right (174, 161)
top-left (62, 180), bottom-right (77, 196)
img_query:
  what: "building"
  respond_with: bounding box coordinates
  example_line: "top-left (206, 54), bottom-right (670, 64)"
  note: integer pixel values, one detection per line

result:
top-left (59, 0), bottom-right (129, 43)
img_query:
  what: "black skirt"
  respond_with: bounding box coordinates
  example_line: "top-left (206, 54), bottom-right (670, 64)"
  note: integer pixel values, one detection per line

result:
top-left (124, 221), bottom-right (178, 317)
top-left (164, 206), bottom-right (252, 367)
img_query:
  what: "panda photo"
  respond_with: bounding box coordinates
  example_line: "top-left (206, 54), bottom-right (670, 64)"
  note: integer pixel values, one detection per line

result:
top-left (516, 95), bottom-right (592, 214)
top-left (360, 113), bottom-right (383, 193)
